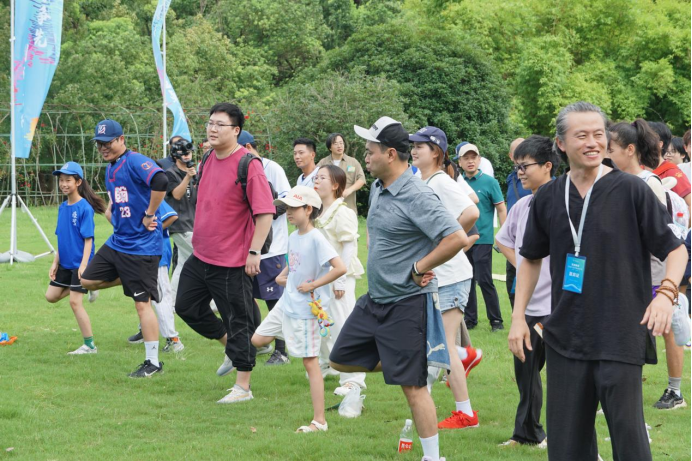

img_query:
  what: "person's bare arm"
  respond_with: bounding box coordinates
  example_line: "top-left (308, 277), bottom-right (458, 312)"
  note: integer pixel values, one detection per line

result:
top-left (458, 205), bottom-right (479, 233)
top-left (496, 240), bottom-right (516, 268)
top-left (142, 191), bottom-right (166, 231)
top-left (642, 244), bottom-right (688, 336)
top-left (297, 257), bottom-right (347, 293)
top-left (245, 214), bottom-right (273, 276)
top-left (162, 215), bottom-right (178, 230)
top-left (495, 202), bottom-right (507, 227)
top-left (508, 258), bottom-right (542, 362)
top-left (468, 192), bottom-right (479, 204)
top-left (276, 265), bottom-right (289, 287)
top-left (171, 168), bottom-right (196, 200)
top-left (78, 238), bottom-right (93, 278)
top-left (343, 179), bottom-right (366, 199)
top-left (413, 230), bottom-right (468, 286)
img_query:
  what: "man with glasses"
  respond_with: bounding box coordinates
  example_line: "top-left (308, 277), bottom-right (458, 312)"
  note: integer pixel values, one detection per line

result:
top-left (81, 119), bottom-right (169, 378)
top-left (317, 133), bottom-right (366, 214)
top-left (458, 143), bottom-right (507, 332)
top-left (175, 103), bottom-right (275, 404)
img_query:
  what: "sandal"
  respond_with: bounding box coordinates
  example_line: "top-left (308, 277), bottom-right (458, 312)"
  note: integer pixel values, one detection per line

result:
top-left (296, 420), bottom-right (328, 433)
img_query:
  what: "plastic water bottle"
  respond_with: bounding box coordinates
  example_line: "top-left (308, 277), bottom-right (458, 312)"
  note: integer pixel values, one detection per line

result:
top-left (398, 419), bottom-right (413, 453)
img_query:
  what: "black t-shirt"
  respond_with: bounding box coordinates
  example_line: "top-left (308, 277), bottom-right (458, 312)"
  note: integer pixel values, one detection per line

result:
top-left (164, 165), bottom-right (197, 234)
top-left (520, 162), bottom-right (682, 365)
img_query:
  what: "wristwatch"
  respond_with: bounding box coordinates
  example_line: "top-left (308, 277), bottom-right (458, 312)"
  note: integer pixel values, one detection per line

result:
top-left (412, 262), bottom-right (423, 277)
top-left (249, 249), bottom-right (261, 256)
top-left (144, 212), bottom-right (155, 219)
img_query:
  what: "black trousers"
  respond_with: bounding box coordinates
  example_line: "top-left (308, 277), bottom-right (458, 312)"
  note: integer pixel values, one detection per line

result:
top-left (545, 345), bottom-right (652, 461)
top-left (465, 244), bottom-right (503, 326)
top-left (506, 260), bottom-right (516, 311)
top-left (512, 314), bottom-right (548, 444)
top-left (176, 255), bottom-right (258, 372)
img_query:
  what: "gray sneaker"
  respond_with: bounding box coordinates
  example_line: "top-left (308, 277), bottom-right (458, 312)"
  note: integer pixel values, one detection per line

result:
top-left (265, 350), bottom-right (290, 366)
top-left (217, 355), bottom-right (235, 376)
top-left (256, 345), bottom-right (273, 356)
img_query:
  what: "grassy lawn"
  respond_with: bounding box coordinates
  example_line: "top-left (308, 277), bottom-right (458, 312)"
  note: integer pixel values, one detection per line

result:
top-left (0, 206), bottom-right (689, 460)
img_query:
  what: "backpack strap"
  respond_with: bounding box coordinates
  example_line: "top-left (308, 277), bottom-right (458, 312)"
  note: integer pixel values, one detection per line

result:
top-left (235, 153), bottom-right (264, 219)
top-left (196, 149), bottom-right (214, 184)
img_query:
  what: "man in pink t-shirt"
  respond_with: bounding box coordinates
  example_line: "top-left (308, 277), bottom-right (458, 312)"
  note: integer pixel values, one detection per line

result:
top-left (176, 103), bottom-right (275, 404)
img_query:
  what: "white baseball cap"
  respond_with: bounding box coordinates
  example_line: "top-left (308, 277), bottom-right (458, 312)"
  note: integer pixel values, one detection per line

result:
top-left (273, 185), bottom-right (322, 209)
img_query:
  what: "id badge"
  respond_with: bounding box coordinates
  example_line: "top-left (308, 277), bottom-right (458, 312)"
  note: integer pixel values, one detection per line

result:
top-left (510, 277), bottom-right (516, 294)
top-left (563, 254), bottom-right (586, 294)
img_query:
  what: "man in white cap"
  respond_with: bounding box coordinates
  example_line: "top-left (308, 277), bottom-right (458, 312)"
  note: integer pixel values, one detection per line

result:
top-left (329, 117), bottom-right (468, 461)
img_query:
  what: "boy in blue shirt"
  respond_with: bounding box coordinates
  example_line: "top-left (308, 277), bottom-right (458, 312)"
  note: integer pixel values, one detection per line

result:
top-left (81, 119), bottom-right (169, 378)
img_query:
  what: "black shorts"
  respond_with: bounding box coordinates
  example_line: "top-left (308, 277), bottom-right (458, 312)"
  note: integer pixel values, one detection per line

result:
top-left (81, 244), bottom-right (161, 303)
top-left (252, 255), bottom-right (286, 301)
top-left (49, 265), bottom-right (88, 294)
top-left (329, 293), bottom-right (427, 387)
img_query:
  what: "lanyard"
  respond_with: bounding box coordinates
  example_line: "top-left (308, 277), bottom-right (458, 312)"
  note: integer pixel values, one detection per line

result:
top-left (564, 164), bottom-right (603, 257)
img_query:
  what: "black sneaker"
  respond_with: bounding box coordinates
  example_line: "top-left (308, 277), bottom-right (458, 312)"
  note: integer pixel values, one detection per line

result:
top-left (653, 388), bottom-right (687, 410)
top-left (491, 323), bottom-right (505, 333)
top-left (128, 330), bottom-right (144, 344)
top-left (265, 350), bottom-right (290, 366)
top-left (128, 360), bottom-right (164, 378)
top-left (465, 322), bottom-right (477, 330)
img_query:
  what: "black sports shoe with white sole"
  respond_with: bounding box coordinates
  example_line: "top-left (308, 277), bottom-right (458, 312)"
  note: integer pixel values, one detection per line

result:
top-left (128, 360), bottom-right (163, 378)
top-left (128, 330), bottom-right (144, 344)
top-left (653, 388), bottom-right (686, 410)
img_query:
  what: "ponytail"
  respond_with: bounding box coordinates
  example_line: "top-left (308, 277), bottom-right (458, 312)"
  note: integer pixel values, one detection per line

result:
top-left (76, 176), bottom-right (107, 214)
top-left (608, 119), bottom-right (659, 170)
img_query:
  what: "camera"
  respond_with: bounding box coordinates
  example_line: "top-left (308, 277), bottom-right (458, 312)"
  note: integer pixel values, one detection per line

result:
top-left (170, 139), bottom-right (195, 169)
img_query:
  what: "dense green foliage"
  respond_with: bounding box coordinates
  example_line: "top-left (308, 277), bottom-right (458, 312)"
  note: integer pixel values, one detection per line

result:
top-left (0, 0), bottom-right (689, 210)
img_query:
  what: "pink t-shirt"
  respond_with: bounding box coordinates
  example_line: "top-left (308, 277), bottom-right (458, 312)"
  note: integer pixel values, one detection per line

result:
top-left (193, 148), bottom-right (276, 267)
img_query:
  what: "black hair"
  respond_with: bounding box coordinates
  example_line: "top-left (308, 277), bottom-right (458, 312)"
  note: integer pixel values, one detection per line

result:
top-left (376, 142), bottom-right (409, 162)
top-left (61, 174), bottom-right (107, 214)
top-left (325, 133), bottom-right (345, 150)
top-left (670, 136), bottom-right (689, 162)
top-left (293, 137), bottom-right (317, 153)
top-left (306, 205), bottom-right (321, 221)
top-left (209, 103), bottom-right (244, 131)
top-left (608, 119), bottom-right (660, 170)
top-left (514, 135), bottom-right (561, 176)
top-left (683, 130), bottom-right (691, 148)
top-left (647, 121), bottom-right (672, 155)
top-left (249, 141), bottom-right (258, 150)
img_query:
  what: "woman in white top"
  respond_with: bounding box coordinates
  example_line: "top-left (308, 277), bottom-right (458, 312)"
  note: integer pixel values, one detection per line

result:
top-left (410, 126), bottom-right (482, 429)
top-left (313, 164), bottom-right (367, 396)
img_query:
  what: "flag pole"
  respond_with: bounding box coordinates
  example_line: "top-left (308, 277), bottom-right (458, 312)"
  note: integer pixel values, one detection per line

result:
top-left (8, 0), bottom-right (17, 264)
top-left (162, 4), bottom-right (167, 156)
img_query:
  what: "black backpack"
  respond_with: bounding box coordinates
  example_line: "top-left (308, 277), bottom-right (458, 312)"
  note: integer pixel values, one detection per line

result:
top-left (198, 150), bottom-right (281, 255)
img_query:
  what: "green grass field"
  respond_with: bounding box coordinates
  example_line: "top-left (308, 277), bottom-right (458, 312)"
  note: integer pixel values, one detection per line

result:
top-left (0, 206), bottom-right (690, 460)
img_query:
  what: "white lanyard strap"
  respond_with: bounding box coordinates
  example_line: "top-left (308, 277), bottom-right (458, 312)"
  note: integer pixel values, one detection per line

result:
top-left (565, 164), bottom-right (603, 256)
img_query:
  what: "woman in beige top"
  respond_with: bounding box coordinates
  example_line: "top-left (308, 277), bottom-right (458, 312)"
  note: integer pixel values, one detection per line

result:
top-left (314, 164), bottom-right (366, 397)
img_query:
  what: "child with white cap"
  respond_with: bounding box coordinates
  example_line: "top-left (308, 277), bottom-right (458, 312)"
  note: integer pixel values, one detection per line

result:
top-left (252, 185), bottom-right (346, 433)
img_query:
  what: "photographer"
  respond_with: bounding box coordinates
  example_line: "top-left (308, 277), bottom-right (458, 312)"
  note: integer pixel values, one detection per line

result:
top-left (164, 137), bottom-right (198, 300)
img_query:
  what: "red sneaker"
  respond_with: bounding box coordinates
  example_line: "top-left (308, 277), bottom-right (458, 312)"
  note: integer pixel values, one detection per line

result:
top-left (462, 347), bottom-right (482, 377)
top-left (438, 410), bottom-right (479, 429)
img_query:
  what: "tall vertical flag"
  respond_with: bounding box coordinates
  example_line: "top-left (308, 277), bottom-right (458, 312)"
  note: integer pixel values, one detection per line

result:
top-left (152, 0), bottom-right (191, 142)
top-left (12, 0), bottom-right (64, 159)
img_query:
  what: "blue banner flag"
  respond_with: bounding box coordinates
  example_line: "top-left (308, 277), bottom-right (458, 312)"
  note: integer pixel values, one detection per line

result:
top-left (152, 0), bottom-right (191, 142)
top-left (12, 0), bottom-right (64, 159)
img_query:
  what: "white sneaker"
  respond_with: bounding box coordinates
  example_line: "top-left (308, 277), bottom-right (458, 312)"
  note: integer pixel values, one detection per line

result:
top-left (216, 355), bottom-right (235, 376)
top-left (217, 384), bottom-right (253, 404)
top-left (421, 457), bottom-right (446, 461)
top-left (334, 382), bottom-right (360, 397)
top-left (537, 438), bottom-right (547, 449)
top-left (68, 344), bottom-right (97, 355)
top-left (256, 345), bottom-right (273, 356)
top-left (88, 290), bottom-right (99, 303)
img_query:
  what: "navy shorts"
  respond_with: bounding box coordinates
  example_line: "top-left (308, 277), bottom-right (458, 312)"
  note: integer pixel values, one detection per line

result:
top-left (252, 255), bottom-right (286, 301)
top-left (49, 265), bottom-right (88, 294)
top-left (329, 293), bottom-right (427, 387)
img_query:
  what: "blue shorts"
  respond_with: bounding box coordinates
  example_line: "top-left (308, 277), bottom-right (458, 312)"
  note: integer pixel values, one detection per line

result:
top-left (437, 279), bottom-right (472, 314)
top-left (252, 254), bottom-right (286, 301)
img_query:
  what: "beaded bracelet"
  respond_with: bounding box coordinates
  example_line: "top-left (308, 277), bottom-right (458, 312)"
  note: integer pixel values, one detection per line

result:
top-left (655, 288), bottom-right (675, 305)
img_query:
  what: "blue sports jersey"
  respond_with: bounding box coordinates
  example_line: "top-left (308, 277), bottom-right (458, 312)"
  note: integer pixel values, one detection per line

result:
top-left (157, 200), bottom-right (177, 268)
top-left (105, 150), bottom-right (164, 256)
top-left (55, 198), bottom-right (96, 270)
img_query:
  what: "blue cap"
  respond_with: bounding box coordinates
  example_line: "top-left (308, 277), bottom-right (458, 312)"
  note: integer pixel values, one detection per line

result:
top-left (238, 130), bottom-right (255, 146)
top-left (409, 126), bottom-right (448, 153)
top-left (92, 119), bottom-right (123, 142)
top-left (53, 161), bottom-right (84, 179)
top-left (452, 141), bottom-right (479, 161)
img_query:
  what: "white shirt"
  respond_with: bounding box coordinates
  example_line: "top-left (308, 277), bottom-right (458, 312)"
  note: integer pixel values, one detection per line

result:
top-left (261, 158), bottom-right (291, 258)
top-left (296, 167), bottom-right (317, 188)
top-left (425, 171), bottom-right (474, 286)
top-left (679, 162), bottom-right (691, 185)
top-left (480, 157), bottom-right (494, 178)
top-left (456, 175), bottom-right (476, 196)
top-left (278, 229), bottom-right (338, 319)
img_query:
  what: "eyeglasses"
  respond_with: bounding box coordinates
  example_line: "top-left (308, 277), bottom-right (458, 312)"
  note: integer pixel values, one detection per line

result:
top-left (513, 162), bottom-right (545, 173)
top-left (205, 122), bottom-right (238, 130)
top-left (94, 138), bottom-right (118, 149)
top-left (331, 142), bottom-right (344, 147)
top-left (664, 150), bottom-right (677, 157)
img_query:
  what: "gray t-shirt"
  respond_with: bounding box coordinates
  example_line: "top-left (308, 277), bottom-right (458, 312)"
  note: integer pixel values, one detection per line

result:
top-left (366, 168), bottom-right (461, 304)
